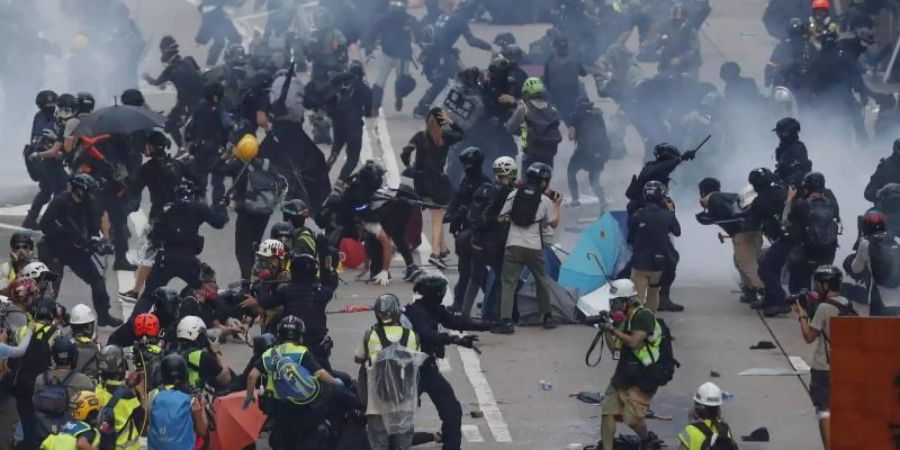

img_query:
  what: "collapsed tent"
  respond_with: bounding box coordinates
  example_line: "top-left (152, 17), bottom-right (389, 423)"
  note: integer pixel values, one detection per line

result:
top-left (514, 247), bottom-right (580, 325)
top-left (558, 211), bottom-right (629, 294)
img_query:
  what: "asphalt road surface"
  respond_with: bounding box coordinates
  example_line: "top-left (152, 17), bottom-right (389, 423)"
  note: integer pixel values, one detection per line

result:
top-left (0, 0), bottom-right (859, 448)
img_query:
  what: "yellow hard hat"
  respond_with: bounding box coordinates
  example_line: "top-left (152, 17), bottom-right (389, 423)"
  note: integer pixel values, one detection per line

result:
top-left (72, 390), bottom-right (101, 421)
top-left (235, 134), bottom-right (259, 161)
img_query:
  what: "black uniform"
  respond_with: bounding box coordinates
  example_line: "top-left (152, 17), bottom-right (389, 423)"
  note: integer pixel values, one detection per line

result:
top-left (466, 181), bottom-right (514, 319)
top-left (263, 278), bottom-right (338, 370)
top-left (447, 169), bottom-right (491, 309)
top-left (566, 106), bottom-right (611, 204)
top-left (628, 203), bottom-right (681, 272)
top-left (322, 72), bottom-right (373, 181)
top-left (129, 156), bottom-right (184, 223)
top-left (185, 99), bottom-right (231, 203)
top-left (23, 111), bottom-right (67, 229)
top-left (784, 192), bottom-right (841, 292)
top-left (224, 158), bottom-right (279, 280)
top-left (774, 139), bottom-right (812, 187)
top-left (145, 55), bottom-right (204, 147)
top-left (865, 153), bottom-right (900, 203)
top-left (414, 10), bottom-right (491, 116)
top-left (196, 0), bottom-right (242, 66)
top-left (404, 300), bottom-right (490, 450)
top-left (625, 158), bottom-right (682, 215)
top-left (39, 194), bottom-right (113, 319)
top-left (542, 54), bottom-right (587, 121)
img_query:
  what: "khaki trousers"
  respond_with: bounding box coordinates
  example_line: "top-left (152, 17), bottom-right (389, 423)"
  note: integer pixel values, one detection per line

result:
top-left (631, 268), bottom-right (662, 312)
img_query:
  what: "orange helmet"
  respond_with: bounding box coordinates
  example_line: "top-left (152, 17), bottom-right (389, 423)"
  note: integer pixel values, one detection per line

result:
top-left (811, 0), bottom-right (830, 10)
top-left (9, 278), bottom-right (38, 302)
top-left (133, 312), bottom-right (161, 338)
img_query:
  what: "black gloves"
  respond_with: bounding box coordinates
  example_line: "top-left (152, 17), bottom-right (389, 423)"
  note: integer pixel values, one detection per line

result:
top-left (681, 149), bottom-right (697, 161)
top-left (454, 335), bottom-right (479, 349)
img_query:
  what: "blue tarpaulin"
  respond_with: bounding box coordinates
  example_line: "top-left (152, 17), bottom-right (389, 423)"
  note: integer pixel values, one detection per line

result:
top-left (558, 211), bottom-right (628, 294)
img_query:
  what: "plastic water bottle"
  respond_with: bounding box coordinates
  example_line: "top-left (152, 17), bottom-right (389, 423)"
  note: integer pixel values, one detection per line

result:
top-left (539, 380), bottom-right (553, 391)
top-left (722, 391), bottom-right (734, 401)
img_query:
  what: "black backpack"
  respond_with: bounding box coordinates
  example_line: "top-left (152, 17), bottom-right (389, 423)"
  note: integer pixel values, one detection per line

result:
top-left (367, 326), bottom-right (416, 403)
top-left (692, 421), bottom-right (738, 450)
top-left (524, 100), bottom-right (562, 149)
top-left (509, 185), bottom-right (544, 228)
top-left (868, 234), bottom-right (900, 288)
top-left (644, 317), bottom-right (679, 388)
top-left (805, 196), bottom-right (839, 248)
top-left (466, 182), bottom-right (497, 231)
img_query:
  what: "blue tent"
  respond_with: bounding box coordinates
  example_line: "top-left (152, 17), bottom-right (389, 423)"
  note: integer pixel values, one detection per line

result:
top-left (558, 211), bottom-right (627, 294)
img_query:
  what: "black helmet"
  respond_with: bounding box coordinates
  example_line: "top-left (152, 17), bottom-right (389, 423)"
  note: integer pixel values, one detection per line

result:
top-left (250, 70), bottom-right (274, 92)
top-left (719, 61), bottom-right (740, 81)
top-left (160, 35), bottom-right (180, 62)
top-left (788, 17), bottom-right (806, 39)
top-left (98, 345), bottom-right (127, 377)
top-left (493, 32), bottom-right (517, 48)
top-left (35, 90), bottom-right (58, 109)
top-left (147, 130), bottom-right (171, 154)
top-left (813, 265), bottom-right (843, 290)
top-left (748, 167), bottom-right (774, 190)
top-left (458, 67), bottom-right (483, 89)
top-left (374, 293), bottom-right (402, 325)
top-left (270, 222), bottom-right (294, 240)
top-left (76, 92), bottom-right (95, 114)
top-left (653, 143), bottom-right (681, 160)
top-left (51, 337), bottom-right (79, 367)
top-left (224, 44), bottom-right (247, 66)
top-left (70, 173), bottom-right (100, 193)
top-left (501, 45), bottom-right (524, 65)
top-left (525, 162), bottom-right (553, 185)
top-left (30, 297), bottom-right (57, 322)
top-left (252, 333), bottom-right (277, 356)
top-left (553, 36), bottom-right (569, 53)
top-left (277, 315), bottom-right (306, 342)
top-left (643, 180), bottom-right (667, 203)
top-left (290, 254), bottom-right (318, 282)
top-left (773, 117), bottom-right (801, 138)
top-left (160, 354), bottom-right (188, 385)
top-left (282, 199), bottom-right (310, 221)
top-left (348, 60), bottom-right (365, 80)
top-left (487, 56), bottom-right (510, 76)
top-left (202, 81), bottom-right (225, 102)
top-left (10, 232), bottom-right (34, 249)
top-left (151, 287), bottom-right (182, 321)
top-left (359, 160), bottom-right (386, 187)
top-left (121, 89), bottom-right (145, 107)
top-left (56, 94), bottom-right (78, 118)
top-left (876, 183), bottom-right (900, 207)
top-left (459, 147), bottom-right (484, 170)
top-left (174, 179), bottom-right (196, 202)
top-left (413, 275), bottom-right (448, 304)
top-left (801, 171), bottom-right (826, 193)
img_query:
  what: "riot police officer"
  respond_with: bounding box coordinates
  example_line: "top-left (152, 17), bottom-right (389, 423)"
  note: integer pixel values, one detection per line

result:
top-left (40, 174), bottom-right (122, 327)
top-left (196, 0), bottom-right (243, 67)
top-left (322, 62), bottom-right (373, 181)
top-left (23, 91), bottom-right (69, 230)
top-left (773, 117), bottom-right (812, 187)
top-left (404, 275), bottom-right (490, 450)
top-left (865, 138), bottom-right (900, 203)
top-left (303, 8), bottom-right (349, 145)
top-left (185, 81), bottom-right (233, 204)
top-left (143, 36), bottom-right (204, 148)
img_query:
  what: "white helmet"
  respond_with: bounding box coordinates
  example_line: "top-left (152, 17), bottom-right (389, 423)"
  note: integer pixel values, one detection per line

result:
top-left (20, 262), bottom-right (53, 280)
top-left (693, 382), bottom-right (723, 407)
top-left (608, 279), bottom-right (637, 300)
top-left (69, 304), bottom-right (96, 325)
top-left (176, 315), bottom-right (207, 341)
top-left (256, 239), bottom-right (286, 259)
top-left (492, 156), bottom-right (517, 178)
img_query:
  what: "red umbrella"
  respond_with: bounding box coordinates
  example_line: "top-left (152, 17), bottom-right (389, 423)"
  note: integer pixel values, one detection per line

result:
top-left (209, 392), bottom-right (267, 450)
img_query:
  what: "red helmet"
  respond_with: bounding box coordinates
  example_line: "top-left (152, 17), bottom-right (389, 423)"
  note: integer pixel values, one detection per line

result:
top-left (9, 278), bottom-right (38, 302)
top-left (811, 0), bottom-right (830, 10)
top-left (133, 313), bottom-right (161, 338)
top-left (863, 210), bottom-right (888, 234)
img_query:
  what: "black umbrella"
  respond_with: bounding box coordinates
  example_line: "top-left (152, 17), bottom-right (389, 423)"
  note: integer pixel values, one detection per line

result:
top-left (73, 105), bottom-right (166, 136)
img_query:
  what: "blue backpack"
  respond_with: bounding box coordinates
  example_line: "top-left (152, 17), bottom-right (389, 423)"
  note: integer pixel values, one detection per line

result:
top-left (148, 388), bottom-right (194, 450)
top-left (270, 345), bottom-right (319, 405)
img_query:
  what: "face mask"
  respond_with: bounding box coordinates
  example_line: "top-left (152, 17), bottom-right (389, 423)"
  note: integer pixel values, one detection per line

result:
top-left (205, 287), bottom-right (218, 301)
top-left (611, 310), bottom-right (626, 324)
top-left (258, 269), bottom-right (273, 281)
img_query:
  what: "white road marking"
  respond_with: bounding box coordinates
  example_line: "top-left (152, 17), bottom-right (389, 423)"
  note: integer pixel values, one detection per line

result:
top-left (376, 109), bottom-right (511, 442)
top-left (437, 357), bottom-right (452, 373)
top-left (461, 424), bottom-right (485, 443)
top-left (0, 204), bottom-right (33, 216)
top-left (0, 222), bottom-right (41, 234)
top-left (458, 346), bottom-right (513, 443)
top-left (788, 356), bottom-right (811, 373)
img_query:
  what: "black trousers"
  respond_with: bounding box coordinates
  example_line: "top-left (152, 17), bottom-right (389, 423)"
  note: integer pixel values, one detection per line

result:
top-left (24, 170), bottom-right (67, 226)
top-left (102, 191), bottom-right (131, 258)
top-left (44, 246), bottom-right (111, 314)
top-left (332, 119), bottom-right (363, 181)
top-left (418, 360), bottom-right (462, 450)
top-left (197, 9), bottom-right (242, 67)
top-left (188, 153), bottom-right (227, 204)
top-left (567, 152), bottom-right (604, 203)
top-left (759, 238), bottom-right (793, 307)
top-left (235, 211), bottom-right (271, 280)
top-left (165, 101), bottom-right (191, 148)
top-left (15, 387), bottom-right (37, 450)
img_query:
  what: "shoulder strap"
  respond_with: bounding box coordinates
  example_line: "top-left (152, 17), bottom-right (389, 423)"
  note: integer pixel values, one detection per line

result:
top-left (692, 420), bottom-right (714, 439)
top-left (373, 325), bottom-right (392, 349)
top-left (399, 328), bottom-right (410, 348)
top-left (61, 370), bottom-right (77, 387)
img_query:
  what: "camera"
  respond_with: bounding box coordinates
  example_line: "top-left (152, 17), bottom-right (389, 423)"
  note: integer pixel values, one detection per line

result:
top-left (788, 288), bottom-right (819, 315)
top-left (583, 310), bottom-right (612, 326)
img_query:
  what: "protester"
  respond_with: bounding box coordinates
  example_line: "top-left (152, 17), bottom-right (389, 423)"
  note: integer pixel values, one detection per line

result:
top-left (148, 354), bottom-right (208, 450)
top-left (849, 210), bottom-right (900, 316)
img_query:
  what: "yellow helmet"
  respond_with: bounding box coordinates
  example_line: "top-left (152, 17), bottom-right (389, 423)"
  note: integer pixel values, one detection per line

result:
top-left (72, 390), bottom-right (101, 421)
top-left (234, 134), bottom-right (259, 161)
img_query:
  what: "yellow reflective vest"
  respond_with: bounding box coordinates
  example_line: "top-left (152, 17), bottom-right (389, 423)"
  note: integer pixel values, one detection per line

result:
top-left (96, 382), bottom-right (143, 450)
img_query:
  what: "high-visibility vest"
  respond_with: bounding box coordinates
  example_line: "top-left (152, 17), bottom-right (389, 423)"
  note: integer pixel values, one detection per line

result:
top-left (96, 382), bottom-right (143, 450)
top-left (186, 349), bottom-right (204, 391)
top-left (259, 342), bottom-right (320, 403)
top-left (626, 307), bottom-right (662, 367)
top-left (40, 420), bottom-right (99, 449)
top-left (364, 325), bottom-right (420, 360)
top-left (678, 419), bottom-right (732, 450)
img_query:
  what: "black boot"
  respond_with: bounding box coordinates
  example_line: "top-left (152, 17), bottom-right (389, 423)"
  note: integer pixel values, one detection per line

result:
top-left (113, 253), bottom-right (137, 271)
top-left (97, 312), bottom-right (123, 328)
top-left (658, 296), bottom-right (685, 312)
top-left (739, 287), bottom-right (757, 304)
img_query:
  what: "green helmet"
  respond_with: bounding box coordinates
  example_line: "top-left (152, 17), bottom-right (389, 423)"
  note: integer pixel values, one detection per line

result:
top-left (522, 77), bottom-right (545, 97)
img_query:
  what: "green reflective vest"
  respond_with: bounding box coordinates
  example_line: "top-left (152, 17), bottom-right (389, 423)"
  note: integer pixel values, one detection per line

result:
top-left (40, 420), bottom-right (99, 450)
top-left (627, 307), bottom-right (661, 367)
top-left (96, 382), bottom-right (143, 450)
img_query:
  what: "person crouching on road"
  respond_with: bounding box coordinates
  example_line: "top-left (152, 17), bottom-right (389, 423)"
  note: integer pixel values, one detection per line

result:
top-left (678, 382), bottom-right (737, 450)
top-left (596, 279), bottom-right (662, 450)
top-left (494, 162), bottom-right (562, 334)
top-left (354, 294), bottom-right (421, 450)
